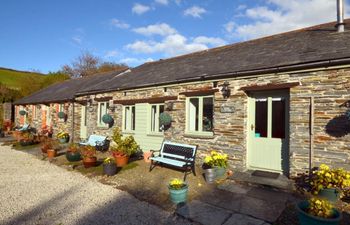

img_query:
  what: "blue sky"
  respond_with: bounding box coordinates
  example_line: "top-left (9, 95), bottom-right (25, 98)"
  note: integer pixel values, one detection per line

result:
top-left (0, 0), bottom-right (349, 73)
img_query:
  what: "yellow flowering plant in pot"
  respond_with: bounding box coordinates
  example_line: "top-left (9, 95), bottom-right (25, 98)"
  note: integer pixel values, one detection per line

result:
top-left (310, 164), bottom-right (350, 202)
top-left (168, 178), bottom-right (188, 204)
top-left (296, 197), bottom-right (342, 225)
top-left (203, 151), bottom-right (228, 182)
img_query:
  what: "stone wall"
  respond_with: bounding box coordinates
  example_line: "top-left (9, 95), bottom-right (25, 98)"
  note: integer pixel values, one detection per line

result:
top-left (21, 66), bottom-right (350, 176)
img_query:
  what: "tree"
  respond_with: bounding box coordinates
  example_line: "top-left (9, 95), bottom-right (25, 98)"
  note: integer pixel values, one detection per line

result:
top-left (61, 51), bottom-right (128, 78)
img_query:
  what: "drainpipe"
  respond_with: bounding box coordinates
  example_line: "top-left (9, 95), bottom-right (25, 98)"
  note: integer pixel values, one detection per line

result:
top-left (336, 0), bottom-right (345, 32)
top-left (309, 97), bottom-right (314, 176)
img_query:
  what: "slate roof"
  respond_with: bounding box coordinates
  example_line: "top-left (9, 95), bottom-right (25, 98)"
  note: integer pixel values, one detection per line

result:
top-left (15, 70), bottom-right (123, 105)
top-left (77, 19), bottom-right (350, 95)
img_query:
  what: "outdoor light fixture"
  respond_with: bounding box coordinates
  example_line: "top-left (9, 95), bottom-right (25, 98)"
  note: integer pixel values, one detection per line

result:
top-left (221, 81), bottom-right (231, 99)
top-left (108, 100), bottom-right (116, 112)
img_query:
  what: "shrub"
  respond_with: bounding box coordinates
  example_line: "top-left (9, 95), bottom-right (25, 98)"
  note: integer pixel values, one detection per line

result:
top-left (80, 145), bottom-right (96, 158)
top-left (110, 127), bottom-right (139, 156)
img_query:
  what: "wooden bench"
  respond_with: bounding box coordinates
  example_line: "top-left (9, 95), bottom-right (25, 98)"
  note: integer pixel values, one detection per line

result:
top-left (79, 134), bottom-right (110, 152)
top-left (149, 141), bottom-right (198, 180)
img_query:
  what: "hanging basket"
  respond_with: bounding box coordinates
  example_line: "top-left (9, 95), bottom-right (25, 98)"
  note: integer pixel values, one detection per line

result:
top-left (102, 114), bottom-right (113, 124)
top-left (346, 109), bottom-right (350, 121)
top-left (159, 112), bottom-right (172, 127)
top-left (19, 110), bottom-right (27, 116)
top-left (57, 111), bottom-right (66, 119)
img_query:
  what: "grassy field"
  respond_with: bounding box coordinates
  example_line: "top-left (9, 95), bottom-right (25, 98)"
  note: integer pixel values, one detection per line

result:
top-left (0, 67), bottom-right (46, 89)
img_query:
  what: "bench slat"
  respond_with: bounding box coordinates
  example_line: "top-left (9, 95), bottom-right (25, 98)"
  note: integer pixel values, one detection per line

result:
top-left (150, 156), bottom-right (188, 167)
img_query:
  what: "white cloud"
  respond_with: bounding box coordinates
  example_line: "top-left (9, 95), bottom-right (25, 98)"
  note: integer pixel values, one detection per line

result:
top-left (126, 33), bottom-right (226, 57)
top-left (237, 4), bottom-right (247, 11)
top-left (155, 0), bottom-right (168, 5)
top-left (72, 36), bottom-right (82, 45)
top-left (193, 36), bottom-right (227, 46)
top-left (174, 0), bottom-right (181, 5)
top-left (184, 6), bottom-right (207, 18)
top-left (133, 23), bottom-right (177, 36)
top-left (227, 0), bottom-right (350, 40)
top-left (119, 57), bottom-right (154, 65)
top-left (110, 19), bottom-right (130, 29)
top-left (224, 21), bottom-right (235, 33)
top-left (104, 50), bottom-right (119, 58)
top-left (132, 3), bottom-right (151, 15)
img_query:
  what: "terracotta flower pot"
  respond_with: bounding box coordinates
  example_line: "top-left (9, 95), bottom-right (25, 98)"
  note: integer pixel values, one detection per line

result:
top-left (47, 149), bottom-right (56, 158)
top-left (112, 152), bottom-right (129, 167)
top-left (83, 157), bottom-right (97, 168)
top-left (143, 151), bottom-right (152, 163)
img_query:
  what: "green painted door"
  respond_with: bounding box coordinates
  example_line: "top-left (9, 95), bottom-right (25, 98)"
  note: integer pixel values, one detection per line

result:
top-left (133, 103), bottom-right (164, 151)
top-left (247, 91), bottom-right (289, 174)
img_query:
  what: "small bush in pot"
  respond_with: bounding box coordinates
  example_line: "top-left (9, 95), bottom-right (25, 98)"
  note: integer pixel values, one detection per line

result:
top-left (296, 197), bottom-right (342, 225)
top-left (110, 127), bottom-right (139, 167)
top-left (102, 114), bottom-right (113, 124)
top-left (56, 131), bottom-right (69, 143)
top-left (57, 111), bottom-right (66, 119)
top-left (310, 164), bottom-right (350, 202)
top-left (203, 150), bottom-right (228, 181)
top-left (41, 138), bottom-right (53, 153)
top-left (103, 157), bottom-right (117, 176)
top-left (80, 145), bottom-right (97, 168)
top-left (66, 143), bottom-right (81, 162)
top-left (168, 178), bottom-right (188, 204)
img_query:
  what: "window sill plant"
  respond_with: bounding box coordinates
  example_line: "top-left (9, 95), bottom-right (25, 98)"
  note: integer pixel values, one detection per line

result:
top-left (296, 197), bottom-right (342, 225)
top-left (168, 178), bottom-right (188, 204)
top-left (110, 127), bottom-right (139, 167)
top-left (310, 164), bottom-right (350, 202)
top-left (203, 150), bottom-right (228, 183)
top-left (103, 157), bottom-right (117, 176)
top-left (65, 143), bottom-right (81, 162)
top-left (80, 145), bottom-right (97, 168)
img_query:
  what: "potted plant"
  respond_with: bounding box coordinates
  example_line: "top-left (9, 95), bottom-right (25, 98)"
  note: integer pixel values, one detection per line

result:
top-left (19, 132), bottom-right (34, 146)
top-left (46, 140), bottom-right (58, 159)
top-left (65, 143), bottom-right (81, 162)
top-left (168, 178), bottom-right (188, 204)
top-left (103, 157), bottom-right (117, 176)
top-left (203, 150), bottom-right (228, 183)
top-left (19, 110), bottom-right (27, 116)
top-left (80, 145), bottom-right (97, 168)
top-left (110, 128), bottom-right (139, 167)
top-left (296, 197), bottom-right (342, 225)
top-left (310, 164), bottom-right (350, 202)
top-left (56, 131), bottom-right (69, 143)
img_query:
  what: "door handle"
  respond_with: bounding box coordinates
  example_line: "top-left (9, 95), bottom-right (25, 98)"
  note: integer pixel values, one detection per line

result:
top-left (251, 124), bottom-right (254, 131)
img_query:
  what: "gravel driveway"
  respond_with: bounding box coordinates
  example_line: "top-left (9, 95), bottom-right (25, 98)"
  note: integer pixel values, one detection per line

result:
top-left (0, 145), bottom-right (195, 225)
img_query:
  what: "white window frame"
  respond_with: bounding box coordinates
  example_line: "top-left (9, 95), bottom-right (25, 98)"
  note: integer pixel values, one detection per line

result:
top-left (148, 103), bottom-right (165, 135)
top-left (122, 105), bottom-right (135, 132)
top-left (185, 96), bottom-right (214, 136)
top-left (97, 102), bottom-right (109, 127)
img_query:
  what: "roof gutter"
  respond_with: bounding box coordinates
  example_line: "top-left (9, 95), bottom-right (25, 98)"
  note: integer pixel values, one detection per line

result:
top-left (75, 57), bottom-right (350, 96)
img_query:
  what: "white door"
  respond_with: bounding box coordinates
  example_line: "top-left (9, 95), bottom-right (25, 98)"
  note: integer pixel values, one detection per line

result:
top-left (80, 106), bottom-right (87, 139)
top-left (247, 91), bottom-right (289, 174)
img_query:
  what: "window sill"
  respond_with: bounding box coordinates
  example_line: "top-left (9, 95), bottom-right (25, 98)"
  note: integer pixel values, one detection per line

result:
top-left (147, 133), bottom-right (164, 137)
top-left (122, 131), bottom-right (135, 135)
top-left (184, 132), bottom-right (214, 139)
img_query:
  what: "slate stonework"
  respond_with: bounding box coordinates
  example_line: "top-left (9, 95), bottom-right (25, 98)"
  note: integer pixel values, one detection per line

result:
top-left (17, 67), bottom-right (350, 177)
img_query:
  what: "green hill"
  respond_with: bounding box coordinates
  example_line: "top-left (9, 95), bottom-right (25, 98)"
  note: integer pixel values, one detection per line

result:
top-left (0, 67), bottom-right (46, 90)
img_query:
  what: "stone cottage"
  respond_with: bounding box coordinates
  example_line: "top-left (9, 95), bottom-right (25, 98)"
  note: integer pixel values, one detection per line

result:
top-left (15, 19), bottom-right (350, 177)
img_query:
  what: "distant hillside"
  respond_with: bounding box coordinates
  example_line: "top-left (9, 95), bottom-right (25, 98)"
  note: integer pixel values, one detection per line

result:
top-left (0, 67), bottom-right (70, 102)
top-left (0, 67), bottom-right (46, 90)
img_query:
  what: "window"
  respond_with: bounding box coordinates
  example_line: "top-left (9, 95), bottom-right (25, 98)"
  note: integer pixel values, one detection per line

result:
top-left (186, 96), bottom-right (214, 134)
top-left (58, 103), bottom-right (64, 112)
top-left (97, 102), bottom-right (109, 127)
top-left (150, 104), bottom-right (165, 133)
top-left (123, 105), bottom-right (135, 131)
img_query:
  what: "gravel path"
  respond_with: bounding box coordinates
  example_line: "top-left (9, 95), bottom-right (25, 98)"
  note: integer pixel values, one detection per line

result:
top-left (0, 145), bottom-right (195, 225)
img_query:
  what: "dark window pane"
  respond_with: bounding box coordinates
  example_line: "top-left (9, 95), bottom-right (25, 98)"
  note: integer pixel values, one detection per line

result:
top-left (272, 98), bottom-right (285, 138)
top-left (131, 106), bottom-right (136, 130)
top-left (255, 99), bottom-right (267, 138)
top-left (189, 98), bottom-right (199, 131)
top-left (203, 97), bottom-right (213, 131)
